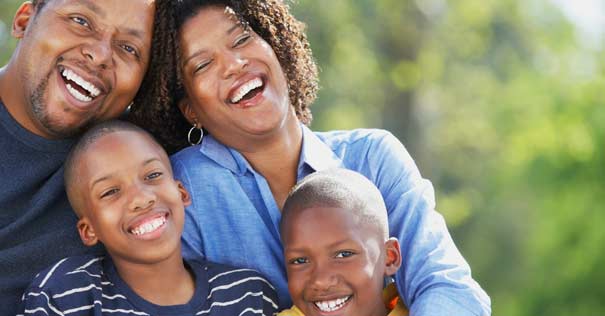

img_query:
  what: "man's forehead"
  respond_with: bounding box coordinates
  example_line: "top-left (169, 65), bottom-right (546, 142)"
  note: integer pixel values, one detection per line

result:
top-left (48, 0), bottom-right (155, 23)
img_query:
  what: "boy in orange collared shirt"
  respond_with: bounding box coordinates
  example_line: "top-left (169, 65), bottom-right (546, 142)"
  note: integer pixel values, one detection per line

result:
top-left (278, 169), bottom-right (409, 316)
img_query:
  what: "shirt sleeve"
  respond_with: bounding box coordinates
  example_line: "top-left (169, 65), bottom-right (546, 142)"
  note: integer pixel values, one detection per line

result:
top-left (20, 264), bottom-right (66, 316)
top-left (172, 158), bottom-right (207, 261)
top-left (367, 131), bottom-right (491, 316)
top-left (259, 274), bottom-right (280, 315)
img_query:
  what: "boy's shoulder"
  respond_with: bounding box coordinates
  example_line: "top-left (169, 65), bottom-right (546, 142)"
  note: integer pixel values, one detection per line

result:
top-left (189, 259), bottom-right (279, 310)
top-left (193, 259), bottom-right (273, 289)
top-left (22, 255), bottom-right (107, 307)
top-left (27, 254), bottom-right (106, 290)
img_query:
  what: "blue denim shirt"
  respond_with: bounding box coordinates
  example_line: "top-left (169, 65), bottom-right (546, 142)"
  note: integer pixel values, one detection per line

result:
top-left (171, 125), bottom-right (491, 315)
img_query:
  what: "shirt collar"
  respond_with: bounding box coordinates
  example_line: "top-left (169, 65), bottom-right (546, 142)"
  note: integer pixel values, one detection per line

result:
top-left (197, 124), bottom-right (344, 177)
top-left (297, 124), bottom-right (343, 176)
top-left (198, 134), bottom-right (248, 175)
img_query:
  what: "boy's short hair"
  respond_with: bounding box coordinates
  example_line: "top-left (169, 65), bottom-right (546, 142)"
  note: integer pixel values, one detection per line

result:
top-left (281, 168), bottom-right (389, 240)
top-left (63, 120), bottom-right (165, 216)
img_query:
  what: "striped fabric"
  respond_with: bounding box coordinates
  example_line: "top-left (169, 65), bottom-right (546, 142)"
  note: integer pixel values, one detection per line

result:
top-left (19, 255), bottom-right (279, 316)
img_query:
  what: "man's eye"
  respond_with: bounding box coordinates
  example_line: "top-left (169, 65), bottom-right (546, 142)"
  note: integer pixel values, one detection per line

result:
top-left (100, 188), bottom-right (119, 199)
top-left (145, 172), bottom-right (162, 181)
top-left (71, 16), bottom-right (90, 28)
top-left (289, 257), bottom-right (308, 265)
top-left (121, 44), bottom-right (139, 57)
top-left (335, 251), bottom-right (354, 258)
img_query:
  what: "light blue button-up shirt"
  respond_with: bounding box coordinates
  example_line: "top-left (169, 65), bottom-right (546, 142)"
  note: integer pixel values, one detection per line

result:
top-left (171, 125), bottom-right (491, 315)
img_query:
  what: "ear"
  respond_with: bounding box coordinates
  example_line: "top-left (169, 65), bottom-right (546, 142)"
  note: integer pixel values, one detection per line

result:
top-left (384, 237), bottom-right (402, 276)
top-left (12, 2), bottom-right (35, 39)
top-left (177, 98), bottom-right (198, 126)
top-left (176, 180), bottom-right (192, 207)
top-left (77, 217), bottom-right (99, 247)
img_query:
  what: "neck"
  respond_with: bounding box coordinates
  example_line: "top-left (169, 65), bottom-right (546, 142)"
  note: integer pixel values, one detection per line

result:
top-left (0, 58), bottom-right (38, 136)
top-left (112, 251), bottom-right (195, 306)
top-left (239, 118), bottom-right (303, 210)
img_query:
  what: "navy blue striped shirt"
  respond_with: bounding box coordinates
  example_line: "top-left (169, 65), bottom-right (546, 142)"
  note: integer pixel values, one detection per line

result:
top-left (20, 255), bottom-right (279, 316)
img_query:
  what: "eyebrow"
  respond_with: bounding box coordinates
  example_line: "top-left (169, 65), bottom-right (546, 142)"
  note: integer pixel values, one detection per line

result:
top-left (72, 0), bottom-right (146, 41)
top-left (182, 24), bottom-right (244, 67)
top-left (285, 239), bottom-right (354, 253)
top-left (78, 0), bottom-right (105, 18)
top-left (89, 158), bottom-right (162, 190)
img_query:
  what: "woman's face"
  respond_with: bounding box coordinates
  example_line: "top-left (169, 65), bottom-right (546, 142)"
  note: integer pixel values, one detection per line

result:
top-left (178, 5), bottom-right (295, 147)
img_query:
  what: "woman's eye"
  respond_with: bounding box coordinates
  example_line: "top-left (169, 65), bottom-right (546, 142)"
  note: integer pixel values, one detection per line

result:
top-left (71, 16), bottom-right (90, 28)
top-left (145, 172), bottom-right (162, 181)
top-left (289, 257), bottom-right (308, 265)
top-left (100, 188), bottom-right (119, 199)
top-left (234, 34), bottom-right (251, 47)
top-left (335, 251), bottom-right (354, 258)
top-left (194, 60), bottom-right (212, 73)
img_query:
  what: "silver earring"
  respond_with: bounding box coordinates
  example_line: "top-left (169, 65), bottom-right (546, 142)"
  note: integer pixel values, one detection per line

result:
top-left (188, 121), bottom-right (203, 146)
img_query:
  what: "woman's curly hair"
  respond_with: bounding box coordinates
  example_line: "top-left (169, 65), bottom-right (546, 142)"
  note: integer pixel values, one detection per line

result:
top-left (129, 0), bottom-right (319, 154)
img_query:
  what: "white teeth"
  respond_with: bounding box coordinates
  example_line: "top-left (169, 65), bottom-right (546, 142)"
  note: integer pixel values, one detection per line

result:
top-left (230, 77), bottom-right (263, 103)
top-left (314, 296), bottom-right (350, 312)
top-left (62, 68), bottom-right (101, 100)
top-left (66, 84), bottom-right (92, 102)
top-left (131, 216), bottom-right (166, 236)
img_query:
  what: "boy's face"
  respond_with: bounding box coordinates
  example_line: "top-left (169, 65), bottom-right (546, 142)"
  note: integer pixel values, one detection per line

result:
top-left (75, 131), bottom-right (190, 266)
top-left (282, 206), bottom-right (400, 316)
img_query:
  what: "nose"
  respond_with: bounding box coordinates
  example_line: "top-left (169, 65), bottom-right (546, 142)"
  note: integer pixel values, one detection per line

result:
top-left (81, 37), bottom-right (113, 70)
top-left (222, 50), bottom-right (248, 79)
top-left (309, 263), bottom-right (338, 292)
top-left (127, 183), bottom-right (156, 212)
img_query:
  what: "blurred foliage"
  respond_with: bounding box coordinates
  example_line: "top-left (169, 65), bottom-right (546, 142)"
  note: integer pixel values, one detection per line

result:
top-left (2, 0), bottom-right (604, 315)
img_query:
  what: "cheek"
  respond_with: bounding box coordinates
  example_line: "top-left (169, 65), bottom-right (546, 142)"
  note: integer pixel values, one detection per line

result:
top-left (116, 65), bottom-right (146, 95)
top-left (286, 268), bottom-right (306, 297)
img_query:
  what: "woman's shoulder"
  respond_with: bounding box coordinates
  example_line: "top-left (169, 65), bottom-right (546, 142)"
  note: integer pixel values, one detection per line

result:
top-left (314, 128), bottom-right (398, 148)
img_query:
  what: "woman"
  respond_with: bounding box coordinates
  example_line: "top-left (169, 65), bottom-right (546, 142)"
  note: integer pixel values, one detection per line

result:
top-left (130, 1), bottom-right (490, 314)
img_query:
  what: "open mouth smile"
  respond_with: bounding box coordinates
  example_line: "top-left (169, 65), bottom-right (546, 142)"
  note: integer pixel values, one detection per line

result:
top-left (228, 76), bottom-right (265, 105)
top-left (128, 213), bottom-right (168, 239)
top-left (313, 295), bottom-right (351, 313)
top-left (59, 67), bottom-right (102, 103)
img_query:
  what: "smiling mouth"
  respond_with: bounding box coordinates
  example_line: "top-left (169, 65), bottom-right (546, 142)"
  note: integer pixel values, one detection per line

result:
top-left (129, 214), bottom-right (167, 236)
top-left (314, 295), bottom-right (351, 313)
top-left (60, 67), bottom-right (102, 103)
top-left (229, 77), bottom-right (264, 104)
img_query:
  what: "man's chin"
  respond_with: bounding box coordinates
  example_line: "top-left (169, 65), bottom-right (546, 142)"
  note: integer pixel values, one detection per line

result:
top-left (37, 116), bottom-right (94, 139)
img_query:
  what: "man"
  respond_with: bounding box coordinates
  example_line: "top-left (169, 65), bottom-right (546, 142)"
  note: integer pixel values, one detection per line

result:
top-left (0, 0), bottom-right (156, 313)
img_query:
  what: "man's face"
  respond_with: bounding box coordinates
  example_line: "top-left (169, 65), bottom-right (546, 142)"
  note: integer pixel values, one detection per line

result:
top-left (12, 0), bottom-right (155, 138)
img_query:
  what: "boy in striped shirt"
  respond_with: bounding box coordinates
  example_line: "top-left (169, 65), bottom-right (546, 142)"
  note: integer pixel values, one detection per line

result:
top-left (20, 120), bottom-right (278, 316)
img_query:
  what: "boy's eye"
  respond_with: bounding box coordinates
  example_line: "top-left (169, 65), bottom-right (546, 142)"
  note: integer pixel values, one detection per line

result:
top-left (289, 257), bottom-right (308, 265)
top-left (100, 188), bottom-right (119, 199)
top-left (335, 250), bottom-right (354, 258)
top-left (145, 172), bottom-right (162, 181)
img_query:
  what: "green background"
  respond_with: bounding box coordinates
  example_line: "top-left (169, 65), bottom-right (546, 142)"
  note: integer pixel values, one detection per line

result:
top-left (2, 1), bottom-right (604, 315)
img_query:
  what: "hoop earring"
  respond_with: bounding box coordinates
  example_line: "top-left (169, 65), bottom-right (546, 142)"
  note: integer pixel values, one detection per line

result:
top-left (188, 122), bottom-right (203, 146)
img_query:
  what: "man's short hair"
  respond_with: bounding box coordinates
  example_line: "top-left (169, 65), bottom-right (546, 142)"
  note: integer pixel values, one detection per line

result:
top-left (281, 168), bottom-right (389, 240)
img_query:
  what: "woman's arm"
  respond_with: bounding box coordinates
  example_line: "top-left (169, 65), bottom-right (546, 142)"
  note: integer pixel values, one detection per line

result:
top-left (359, 131), bottom-right (491, 316)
